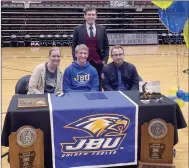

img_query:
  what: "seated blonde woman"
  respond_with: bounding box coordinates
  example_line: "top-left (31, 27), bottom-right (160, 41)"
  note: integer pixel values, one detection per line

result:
top-left (27, 47), bottom-right (62, 94)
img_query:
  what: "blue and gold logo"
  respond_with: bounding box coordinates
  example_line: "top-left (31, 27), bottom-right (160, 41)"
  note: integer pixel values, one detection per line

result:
top-left (74, 71), bottom-right (90, 84)
top-left (61, 114), bottom-right (130, 156)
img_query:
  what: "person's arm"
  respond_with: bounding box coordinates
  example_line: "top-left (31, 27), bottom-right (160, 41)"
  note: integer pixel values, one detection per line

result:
top-left (130, 66), bottom-right (139, 90)
top-left (55, 70), bottom-right (63, 93)
top-left (90, 69), bottom-right (99, 91)
top-left (102, 67), bottom-right (114, 91)
top-left (28, 65), bottom-right (43, 94)
top-left (102, 27), bottom-right (109, 64)
top-left (63, 68), bottom-right (75, 93)
top-left (72, 27), bottom-right (78, 61)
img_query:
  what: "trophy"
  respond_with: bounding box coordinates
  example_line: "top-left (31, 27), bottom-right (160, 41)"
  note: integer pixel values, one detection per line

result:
top-left (138, 119), bottom-right (175, 168)
top-left (9, 125), bottom-right (44, 168)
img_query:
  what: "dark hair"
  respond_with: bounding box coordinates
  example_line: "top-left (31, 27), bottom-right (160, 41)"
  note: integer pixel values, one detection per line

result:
top-left (83, 7), bottom-right (97, 15)
top-left (110, 45), bottom-right (124, 56)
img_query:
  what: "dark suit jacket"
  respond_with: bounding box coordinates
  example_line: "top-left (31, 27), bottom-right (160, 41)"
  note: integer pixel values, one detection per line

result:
top-left (72, 24), bottom-right (109, 63)
top-left (102, 61), bottom-right (139, 91)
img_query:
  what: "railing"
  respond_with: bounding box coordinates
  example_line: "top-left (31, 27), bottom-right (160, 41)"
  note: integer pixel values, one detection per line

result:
top-left (2, 28), bottom-right (166, 31)
top-left (1, 0), bottom-right (157, 8)
top-left (2, 12), bottom-right (158, 14)
top-left (2, 18), bottom-right (160, 20)
top-left (2, 23), bottom-right (163, 26)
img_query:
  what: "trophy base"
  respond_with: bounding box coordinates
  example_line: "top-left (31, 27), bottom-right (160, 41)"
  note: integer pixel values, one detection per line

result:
top-left (138, 161), bottom-right (175, 168)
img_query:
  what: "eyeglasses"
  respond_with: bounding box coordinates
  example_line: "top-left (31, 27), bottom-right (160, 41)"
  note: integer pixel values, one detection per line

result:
top-left (112, 53), bottom-right (124, 57)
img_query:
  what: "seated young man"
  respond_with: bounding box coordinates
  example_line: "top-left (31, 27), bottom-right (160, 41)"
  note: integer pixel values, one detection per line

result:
top-left (63, 44), bottom-right (99, 93)
top-left (102, 45), bottom-right (139, 91)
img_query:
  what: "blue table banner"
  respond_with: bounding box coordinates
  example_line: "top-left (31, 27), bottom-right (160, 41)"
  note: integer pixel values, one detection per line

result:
top-left (49, 91), bottom-right (138, 168)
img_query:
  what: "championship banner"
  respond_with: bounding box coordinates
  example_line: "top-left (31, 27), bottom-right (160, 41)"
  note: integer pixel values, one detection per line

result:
top-left (49, 91), bottom-right (138, 168)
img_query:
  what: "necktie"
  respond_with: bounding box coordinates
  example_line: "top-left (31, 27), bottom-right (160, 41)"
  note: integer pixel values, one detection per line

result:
top-left (89, 26), bottom-right (94, 38)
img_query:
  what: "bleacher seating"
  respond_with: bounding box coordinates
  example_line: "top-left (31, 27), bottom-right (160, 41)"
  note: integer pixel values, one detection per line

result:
top-left (1, 0), bottom-right (185, 47)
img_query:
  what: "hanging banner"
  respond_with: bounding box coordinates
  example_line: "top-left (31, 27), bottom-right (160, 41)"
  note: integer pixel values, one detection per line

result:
top-left (108, 33), bottom-right (158, 45)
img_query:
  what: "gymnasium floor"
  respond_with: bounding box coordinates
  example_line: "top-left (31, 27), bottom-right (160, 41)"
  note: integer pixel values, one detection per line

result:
top-left (1, 45), bottom-right (188, 167)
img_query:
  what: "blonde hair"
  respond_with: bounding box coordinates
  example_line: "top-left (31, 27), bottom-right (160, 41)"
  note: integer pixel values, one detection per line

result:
top-left (75, 44), bottom-right (89, 54)
top-left (49, 47), bottom-right (61, 56)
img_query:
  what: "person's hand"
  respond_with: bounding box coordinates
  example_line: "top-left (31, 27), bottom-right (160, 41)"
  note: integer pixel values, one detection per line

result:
top-left (102, 61), bottom-right (106, 66)
top-left (55, 91), bottom-right (65, 97)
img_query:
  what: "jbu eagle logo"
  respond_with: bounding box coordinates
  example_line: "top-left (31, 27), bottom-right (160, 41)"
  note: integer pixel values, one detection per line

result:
top-left (61, 114), bottom-right (130, 154)
top-left (74, 72), bottom-right (90, 84)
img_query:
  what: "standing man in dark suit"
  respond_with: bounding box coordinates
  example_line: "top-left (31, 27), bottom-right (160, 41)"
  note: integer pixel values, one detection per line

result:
top-left (72, 7), bottom-right (109, 90)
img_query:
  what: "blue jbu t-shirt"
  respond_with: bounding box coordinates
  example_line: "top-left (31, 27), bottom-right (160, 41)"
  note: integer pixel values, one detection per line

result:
top-left (44, 63), bottom-right (57, 93)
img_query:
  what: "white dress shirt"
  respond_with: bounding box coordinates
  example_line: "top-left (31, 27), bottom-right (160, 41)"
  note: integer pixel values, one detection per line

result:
top-left (86, 23), bottom-right (96, 37)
